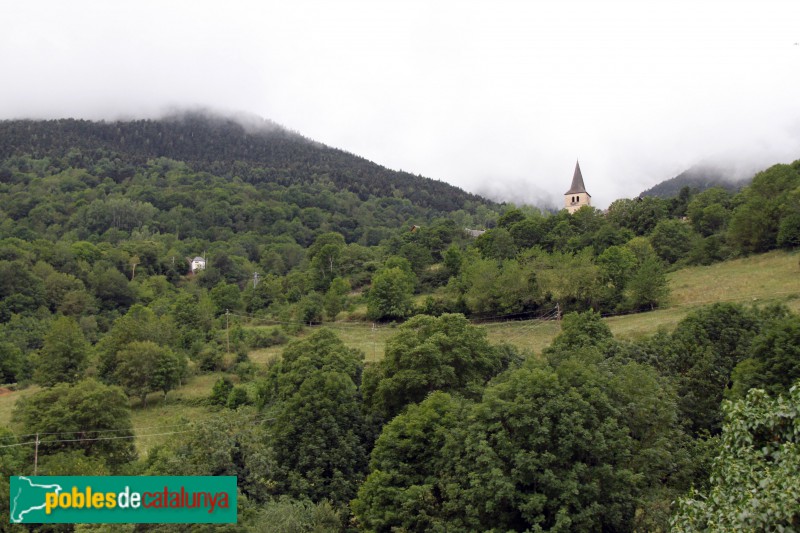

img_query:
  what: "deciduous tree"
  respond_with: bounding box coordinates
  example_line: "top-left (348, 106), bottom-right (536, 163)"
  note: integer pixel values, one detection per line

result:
top-left (352, 391), bottom-right (469, 531)
top-left (450, 360), bottom-right (638, 531)
top-left (672, 385), bottom-right (800, 531)
top-left (270, 370), bottom-right (369, 505)
top-left (0, 341), bottom-right (24, 384)
top-left (729, 312), bottom-right (800, 399)
top-left (367, 313), bottom-right (504, 419)
top-left (113, 340), bottom-right (184, 406)
top-left (650, 219), bottom-right (694, 264)
top-left (323, 277), bottom-right (350, 321)
top-left (366, 267), bottom-right (415, 321)
top-left (96, 304), bottom-right (176, 380)
top-left (13, 379), bottom-right (136, 468)
top-left (260, 328), bottom-right (363, 403)
top-left (625, 256), bottom-right (669, 311)
top-left (33, 315), bottom-right (88, 386)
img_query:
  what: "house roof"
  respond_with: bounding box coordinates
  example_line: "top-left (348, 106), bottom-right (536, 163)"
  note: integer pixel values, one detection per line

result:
top-left (192, 256), bottom-right (205, 262)
top-left (565, 161), bottom-right (590, 196)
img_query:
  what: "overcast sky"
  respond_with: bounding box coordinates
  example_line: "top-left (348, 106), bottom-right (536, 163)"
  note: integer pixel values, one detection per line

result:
top-left (1, 1), bottom-right (799, 208)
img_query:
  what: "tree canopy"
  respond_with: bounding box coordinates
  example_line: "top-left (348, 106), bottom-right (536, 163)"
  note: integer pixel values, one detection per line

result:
top-left (366, 313), bottom-right (506, 419)
top-left (672, 385), bottom-right (800, 531)
top-left (13, 379), bottom-right (136, 469)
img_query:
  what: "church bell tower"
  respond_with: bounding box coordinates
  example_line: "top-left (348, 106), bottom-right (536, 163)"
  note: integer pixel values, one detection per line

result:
top-left (564, 160), bottom-right (591, 214)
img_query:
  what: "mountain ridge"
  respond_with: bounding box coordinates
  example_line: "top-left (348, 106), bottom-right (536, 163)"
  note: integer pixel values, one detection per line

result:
top-left (639, 164), bottom-right (752, 198)
top-left (0, 111), bottom-right (494, 214)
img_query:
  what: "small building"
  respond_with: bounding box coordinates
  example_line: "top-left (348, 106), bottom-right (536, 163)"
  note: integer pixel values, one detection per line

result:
top-left (191, 256), bottom-right (206, 273)
top-left (564, 160), bottom-right (592, 214)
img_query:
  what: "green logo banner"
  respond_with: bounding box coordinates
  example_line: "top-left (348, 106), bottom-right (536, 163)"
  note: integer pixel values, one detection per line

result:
top-left (9, 476), bottom-right (237, 524)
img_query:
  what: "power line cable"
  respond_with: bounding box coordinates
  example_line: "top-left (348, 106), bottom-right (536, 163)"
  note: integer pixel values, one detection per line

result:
top-left (0, 430), bottom-right (194, 449)
top-left (0, 417), bottom-right (277, 448)
top-left (4, 422), bottom-right (195, 440)
top-left (500, 309), bottom-right (561, 345)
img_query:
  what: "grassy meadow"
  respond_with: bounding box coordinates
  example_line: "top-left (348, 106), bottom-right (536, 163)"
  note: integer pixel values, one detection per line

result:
top-left (128, 373), bottom-right (228, 456)
top-left (666, 250), bottom-right (800, 311)
top-left (0, 385), bottom-right (40, 428)
top-left (480, 250), bottom-right (800, 353)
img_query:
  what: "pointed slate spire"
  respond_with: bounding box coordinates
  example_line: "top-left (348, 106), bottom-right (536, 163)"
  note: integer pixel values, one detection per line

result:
top-left (565, 160), bottom-right (588, 195)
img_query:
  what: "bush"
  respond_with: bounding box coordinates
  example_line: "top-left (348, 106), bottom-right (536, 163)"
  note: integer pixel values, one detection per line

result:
top-left (234, 361), bottom-right (257, 382)
top-left (243, 327), bottom-right (288, 349)
top-left (209, 376), bottom-right (233, 406)
top-left (226, 386), bottom-right (250, 409)
top-left (196, 345), bottom-right (223, 371)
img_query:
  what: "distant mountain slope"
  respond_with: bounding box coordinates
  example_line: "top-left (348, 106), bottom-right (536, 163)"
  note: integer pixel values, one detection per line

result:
top-left (0, 112), bottom-right (492, 213)
top-left (639, 165), bottom-right (752, 198)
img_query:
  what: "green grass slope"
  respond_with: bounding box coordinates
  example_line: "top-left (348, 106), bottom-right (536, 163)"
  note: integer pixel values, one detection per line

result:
top-left (482, 250), bottom-right (800, 352)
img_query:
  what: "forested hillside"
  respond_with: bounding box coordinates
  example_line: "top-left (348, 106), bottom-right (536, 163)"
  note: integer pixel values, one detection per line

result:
top-left (639, 164), bottom-right (750, 198)
top-left (0, 112), bottom-right (491, 213)
top-left (1, 116), bottom-right (799, 531)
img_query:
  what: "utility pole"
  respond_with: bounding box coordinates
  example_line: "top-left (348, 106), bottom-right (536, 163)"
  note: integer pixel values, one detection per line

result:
top-left (225, 309), bottom-right (230, 355)
top-left (33, 433), bottom-right (39, 475)
top-left (253, 272), bottom-right (260, 289)
top-left (556, 303), bottom-right (561, 322)
top-left (372, 323), bottom-right (377, 362)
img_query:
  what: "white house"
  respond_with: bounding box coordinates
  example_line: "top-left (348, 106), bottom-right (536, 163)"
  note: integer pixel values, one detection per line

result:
top-left (191, 256), bottom-right (206, 273)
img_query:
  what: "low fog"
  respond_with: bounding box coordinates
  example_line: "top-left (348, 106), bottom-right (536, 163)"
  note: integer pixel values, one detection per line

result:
top-left (1, 1), bottom-right (799, 208)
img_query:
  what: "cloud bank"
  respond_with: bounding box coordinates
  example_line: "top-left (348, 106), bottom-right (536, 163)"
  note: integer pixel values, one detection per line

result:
top-left (1, 0), bottom-right (799, 208)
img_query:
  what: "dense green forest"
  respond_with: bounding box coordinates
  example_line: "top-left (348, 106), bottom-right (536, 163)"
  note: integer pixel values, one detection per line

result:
top-left (0, 113), bottom-right (492, 214)
top-left (1, 115), bottom-right (799, 531)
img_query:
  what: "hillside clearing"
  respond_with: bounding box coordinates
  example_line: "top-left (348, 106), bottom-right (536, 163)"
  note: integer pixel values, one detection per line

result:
top-left (245, 251), bottom-right (800, 359)
top-left (477, 250), bottom-right (800, 353)
top-left (0, 385), bottom-right (40, 428)
top-left (666, 250), bottom-right (800, 311)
